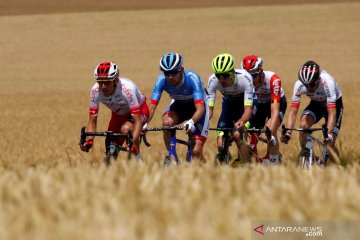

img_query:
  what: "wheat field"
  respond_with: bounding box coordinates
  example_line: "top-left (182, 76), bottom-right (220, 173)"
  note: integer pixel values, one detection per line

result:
top-left (1, 2), bottom-right (360, 240)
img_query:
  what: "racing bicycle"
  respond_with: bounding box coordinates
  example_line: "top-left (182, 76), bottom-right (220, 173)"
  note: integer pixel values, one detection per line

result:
top-left (281, 124), bottom-right (329, 169)
top-left (142, 126), bottom-right (194, 167)
top-left (80, 126), bottom-right (134, 165)
top-left (209, 126), bottom-right (272, 166)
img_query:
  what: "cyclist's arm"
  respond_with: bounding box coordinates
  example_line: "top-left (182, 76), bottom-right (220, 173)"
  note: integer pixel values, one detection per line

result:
top-left (268, 74), bottom-right (281, 131)
top-left (236, 105), bottom-right (253, 127)
top-left (209, 106), bottom-right (214, 120)
top-left (148, 103), bottom-right (158, 124)
top-left (86, 115), bottom-right (97, 141)
top-left (326, 107), bottom-right (336, 135)
top-left (286, 106), bottom-right (298, 133)
top-left (269, 102), bottom-right (280, 131)
top-left (131, 113), bottom-right (142, 144)
top-left (207, 76), bottom-right (217, 120)
top-left (191, 102), bottom-right (205, 123)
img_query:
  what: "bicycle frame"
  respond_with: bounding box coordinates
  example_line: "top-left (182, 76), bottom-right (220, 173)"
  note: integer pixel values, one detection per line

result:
top-left (282, 124), bottom-right (328, 169)
top-left (209, 127), bottom-right (272, 165)
top-left (144, 126), bottom-right (194, 166)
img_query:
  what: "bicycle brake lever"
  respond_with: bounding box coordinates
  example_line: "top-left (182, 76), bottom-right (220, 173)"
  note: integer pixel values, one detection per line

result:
top-left (265, 126), bottom-right (272, 142)
top-left (142, 133), bottom-right (151, 147)
top-left (80, 127), bottom-right (87, 145)
top-left (322, 124), bottom-right (328, 139)
top-left (282, 124), bottom-right (288, 135)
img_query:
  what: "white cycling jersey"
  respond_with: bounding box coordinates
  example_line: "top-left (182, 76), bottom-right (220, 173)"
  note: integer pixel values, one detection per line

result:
top-left (89, 78), bottom-right (145, 116)
top-left (255, 71), bottom-right (285, 104)
top-left (291, 70), bottom-right (342, 109)
top-left (207, 69), bottom-right (255, 107)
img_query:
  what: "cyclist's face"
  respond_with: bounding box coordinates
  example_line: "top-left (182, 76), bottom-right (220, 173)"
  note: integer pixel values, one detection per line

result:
top-left (97, 78), bottom-right (116, 96)
top-left (164, 68), bottom-right (183, 87)
top-left (305, 80), bottom-right (320, 93)
top-left (216, 72), bottom-right (234, 87)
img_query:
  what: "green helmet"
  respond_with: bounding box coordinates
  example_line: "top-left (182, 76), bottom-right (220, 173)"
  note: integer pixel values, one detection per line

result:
top-left (212, 53), bottom-right (235, 74)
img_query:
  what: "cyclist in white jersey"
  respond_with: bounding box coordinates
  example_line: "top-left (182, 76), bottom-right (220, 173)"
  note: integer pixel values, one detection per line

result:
top-left (281, 60), bottom-right (343, 162)
top-left (79, 62), bottom-right (149, 160)
top-left (241, 55), bottom-right (287, 165)
top-left (207, 53), bottom-right (256, 163)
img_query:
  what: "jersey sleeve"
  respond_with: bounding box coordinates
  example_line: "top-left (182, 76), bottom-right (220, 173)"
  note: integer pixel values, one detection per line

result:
top-left (243, 73), bottom-right (255, 106)
top-left (324, 77), bottom-right (337, 109)
top-left (269, 73), bottom-right (281, 103)
top-left (123, 82), bottom-right (141, 115)
top-left (207, 75), bottom-right (217, 107)
top-left (89, 84), bottom-right (100, 116)
top-left (290, 81), bottom-right (303, 108)
top-left (190, 73), bottom-right (205, 104)
top-left (150, 75), bottom-right (165, 105)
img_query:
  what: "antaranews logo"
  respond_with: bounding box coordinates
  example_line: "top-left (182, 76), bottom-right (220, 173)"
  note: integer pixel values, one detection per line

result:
top-left (253, 223), bottom-right (323, 237)
top-left (254, 224), bottom-right (265, 235)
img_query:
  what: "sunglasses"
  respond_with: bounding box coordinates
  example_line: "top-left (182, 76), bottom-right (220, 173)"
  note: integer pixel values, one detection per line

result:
top-left (215, 73), bottom-right (231, 79)
top-left (164, 70), bottom-right (180, 76)
top-left (304, 81), bottom-right (318, 88)
top-left (96, 78), bottom-right (115, 84)
top-left (250, 73), bottom-right (259, 78)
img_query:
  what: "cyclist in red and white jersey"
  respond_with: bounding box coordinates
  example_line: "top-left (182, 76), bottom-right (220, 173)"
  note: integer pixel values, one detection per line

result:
top-left (281, 60), bottom-right (343, 161)
top-left (242, 55), bottom-right (287, 165)
top-left (79, 61), bottom-right (149, 160)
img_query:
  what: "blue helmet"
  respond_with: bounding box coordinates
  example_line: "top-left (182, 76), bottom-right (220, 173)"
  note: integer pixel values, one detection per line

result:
top-left (159, 53), bottom-right (184, 71)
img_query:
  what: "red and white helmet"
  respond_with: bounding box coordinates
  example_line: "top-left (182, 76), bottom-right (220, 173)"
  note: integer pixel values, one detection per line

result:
top-left (94, 62), bottom-right (119, 79)
top-left (241, 55), bottom-right (263, 72)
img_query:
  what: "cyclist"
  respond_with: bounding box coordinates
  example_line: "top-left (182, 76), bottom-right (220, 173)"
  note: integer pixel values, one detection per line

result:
top-left (148, 53), bottom-right (209, 162)
top-left (241, 55), bottom-right (287, 165)
top-left (281, 60), bottom-right (343, 163)
top-left (207, 53), bottom-right (256, 163)
top-left (79, 61), bottom-right (149, 161)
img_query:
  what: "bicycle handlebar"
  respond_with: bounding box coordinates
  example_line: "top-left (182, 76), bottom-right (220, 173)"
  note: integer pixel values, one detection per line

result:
top-left (144, 126), bottom-right (184, 131)
top-left (209, 127), bottom-right (270, 134)
top-left (80, 126), bottom-right (133, 151)
top-left (282, 124), bottom-right (328, 138)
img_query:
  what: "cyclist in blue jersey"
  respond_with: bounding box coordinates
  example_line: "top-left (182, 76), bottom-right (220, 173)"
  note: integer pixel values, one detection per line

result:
top-left (207, 53), bottom-right (256, 163)
top-left (148, 53), bottom-right (209, 162)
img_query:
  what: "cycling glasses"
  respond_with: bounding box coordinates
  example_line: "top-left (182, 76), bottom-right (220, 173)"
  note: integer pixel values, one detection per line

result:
top-left (164, 70), bottom-right (180, 76)
top-left (215, 73), bottom-right (231, 79)
top-left (96, 78), bottom-right (116, 84)
top-left (304, 80), bottom-right (318, 88)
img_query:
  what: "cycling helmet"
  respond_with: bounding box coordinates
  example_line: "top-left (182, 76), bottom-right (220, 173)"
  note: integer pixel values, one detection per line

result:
top-left (241, 55), bottom-right (263, 72)
top-left (212, 53), bottom-right (235, 73)
top-left (298, 60), bottom-right (320, 85)
top-left (159, 53), bottom-right (184, 71)
top-left (94, 62), bottom-right (119, 79)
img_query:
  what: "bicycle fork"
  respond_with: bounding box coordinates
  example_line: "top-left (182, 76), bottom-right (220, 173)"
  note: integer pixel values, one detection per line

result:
top-left (302, 135), bottom-right (314, 169)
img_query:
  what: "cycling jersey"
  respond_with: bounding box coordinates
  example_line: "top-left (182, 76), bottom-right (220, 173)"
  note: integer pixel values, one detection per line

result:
top-left (291, 70), bottom-right (342, 109)
top-left (151, 70), bottom-right (208, 141)
top-left (150, 70), bottom-right (205, 105)
top-left (207, 69), bottom-right (255, 107)
top-left (255, 71), bottom-right (285, 104)
top-left (89, 78), bottom-right (146, 116)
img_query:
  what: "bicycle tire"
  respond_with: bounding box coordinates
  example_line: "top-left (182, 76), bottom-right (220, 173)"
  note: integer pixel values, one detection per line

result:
top-left (216, 132), bottom-right (231, 165)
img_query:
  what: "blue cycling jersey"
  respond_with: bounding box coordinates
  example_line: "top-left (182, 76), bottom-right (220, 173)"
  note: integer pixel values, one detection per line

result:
top-left (150, 70), bottom-right (205, 105)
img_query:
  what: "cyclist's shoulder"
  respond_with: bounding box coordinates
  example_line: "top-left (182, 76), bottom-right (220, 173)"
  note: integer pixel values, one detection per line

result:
top-left (184, 69), bottom-right (201, 78)
top-left (120, 77), bottom-right (138, 89)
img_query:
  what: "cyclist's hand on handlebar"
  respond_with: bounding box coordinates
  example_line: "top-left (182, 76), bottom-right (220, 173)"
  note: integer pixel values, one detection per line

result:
top-left (184, 119), bottom-right (196, 133)
top-left (323, 133), bottom-right (334, 144)
top-left (80, 139), bottom-right (93, 152)
top-left (234, 120), bottom-right (245, 132)
top-left (281, 131), bottom-right (291, 144)
top-left (142, 123), bottom-right (148, 132)
top-left (268, 135), bottom-right (277, 146)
